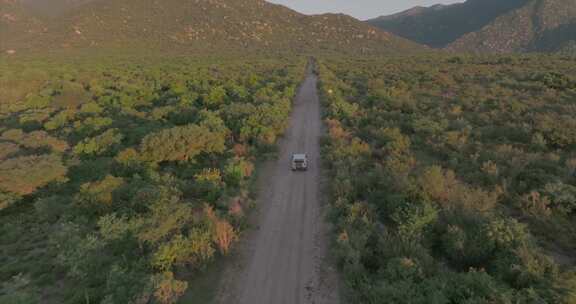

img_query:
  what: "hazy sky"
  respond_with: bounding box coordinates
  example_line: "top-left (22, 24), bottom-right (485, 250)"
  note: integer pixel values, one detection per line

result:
top-left (267, 0), bottom-right (464, 20)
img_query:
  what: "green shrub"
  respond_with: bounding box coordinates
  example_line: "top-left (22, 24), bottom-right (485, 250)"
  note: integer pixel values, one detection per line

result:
top-left (140, 124), bottom-right (226, 163)
top-left (74, 129), bottom-right (124, 156)
top-left (0, 154), bottom-right (68, 196)
top-left (542, 183), bottom-right (576, 215)
top-left (390, 200), bottom-right (438, 239)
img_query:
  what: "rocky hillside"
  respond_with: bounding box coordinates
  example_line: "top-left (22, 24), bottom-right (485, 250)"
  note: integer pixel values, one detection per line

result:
top-left (1, 0), bottom-right (423, 55)
top-left (367, 0), bottom-right (528, 48)
top-left (448, 0), bottom-right (576, 53)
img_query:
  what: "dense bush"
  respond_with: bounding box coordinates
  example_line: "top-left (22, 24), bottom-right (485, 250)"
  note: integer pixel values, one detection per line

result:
top-left (319, 55), bottom-right (576, 303)
top-left (0, 56), bottom-right (306, 303)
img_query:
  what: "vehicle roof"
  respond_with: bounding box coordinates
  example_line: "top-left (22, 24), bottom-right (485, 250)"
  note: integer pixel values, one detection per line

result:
top-left (292, 154), bottom-right (307, 160)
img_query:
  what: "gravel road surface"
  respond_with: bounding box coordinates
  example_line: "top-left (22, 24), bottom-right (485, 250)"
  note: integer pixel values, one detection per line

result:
top-left (216, 66), bottom-right (339, 304)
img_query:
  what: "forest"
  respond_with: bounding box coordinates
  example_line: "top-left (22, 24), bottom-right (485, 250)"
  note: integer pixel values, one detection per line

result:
top-left (0, 56), bottom-right (307, 303)
top-left (318, 54), bottom-right (576, 303)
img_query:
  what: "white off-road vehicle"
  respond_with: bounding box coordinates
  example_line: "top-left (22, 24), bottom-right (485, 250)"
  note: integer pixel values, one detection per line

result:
top-left (291, 154), bottom-right (309, 171)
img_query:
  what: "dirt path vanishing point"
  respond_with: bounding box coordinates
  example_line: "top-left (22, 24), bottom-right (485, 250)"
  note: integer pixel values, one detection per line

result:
top-left (216, 65), bottom-right (340, 304)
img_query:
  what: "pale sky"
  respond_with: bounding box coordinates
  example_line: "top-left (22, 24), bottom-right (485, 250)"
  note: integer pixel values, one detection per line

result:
top-left (267, 0), bottom-right (464, 20)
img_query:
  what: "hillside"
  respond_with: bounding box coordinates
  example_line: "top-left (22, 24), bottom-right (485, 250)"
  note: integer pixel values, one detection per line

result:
top-left (448, 0), bottom-right (576, 53)
top-left (367, 0), bottom-right (529, 48)
top-left (0, 0), bottom-right (423, 55)
top-left (0, 0), bottom-right (46, 49)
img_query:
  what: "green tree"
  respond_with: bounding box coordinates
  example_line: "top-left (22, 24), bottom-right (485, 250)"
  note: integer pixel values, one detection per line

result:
top-left (137, 196), bottom-right (193, 245)
top-left (44, 109), bottom-right (77, 131)
top-left (153, 272), bottom-right (188, 304)
top-left (75, 175), bottom-right (125, 214)
top-left (0, 142), bottom-right (19, 160)
top-left (391, 201), bottom-right (438, 240)
top-left (140, 124), bottom-right (226, 163)
top-left (203, 86), bottom-right (227, 107)
top-left (0, 154), bottom-right (68, 196)
top-left (542, 183), bottom-right (576, 215)
top-left (101, 265), bottom-right (152, 304)
top-left (74, 129), bottom-right (124, 156)
top-left (152, 231), bottom-right (214, 271)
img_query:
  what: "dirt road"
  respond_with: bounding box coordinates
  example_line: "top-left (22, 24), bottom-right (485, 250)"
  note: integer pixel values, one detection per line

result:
top-left (217, 66), bottom-right (339, 304)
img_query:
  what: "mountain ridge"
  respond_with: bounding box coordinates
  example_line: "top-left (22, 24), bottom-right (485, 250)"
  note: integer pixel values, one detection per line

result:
top-left (366, 0), bottom-right (530, 48)
top-left (1, 0), bottom-right (424, 55)
top-left (369, 4), bottom-right (448, 22)
top-left (368, 0), bottom-right (576, 54)
top-left (448, 0), bottom-right (576, 53)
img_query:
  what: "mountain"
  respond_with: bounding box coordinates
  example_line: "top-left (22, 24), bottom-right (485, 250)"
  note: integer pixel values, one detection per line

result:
top-left (368, 0), bottom-right (576, 54)
top-left (370, 5), bottom-right (447, 23)
top-left (0, 0), bottom-right (423, 55)
top-left (367, 0), bottom-right (529, 48)
top-left (448, 0), bottom-right (576, 53)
